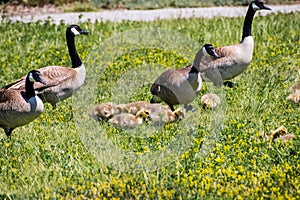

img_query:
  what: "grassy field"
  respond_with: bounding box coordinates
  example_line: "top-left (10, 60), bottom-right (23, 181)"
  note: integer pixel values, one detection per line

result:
top-left (0, 11), bottom-right (299, 199)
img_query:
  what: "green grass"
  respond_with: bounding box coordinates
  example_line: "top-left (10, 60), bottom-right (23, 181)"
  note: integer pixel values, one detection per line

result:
top-left (0, 11), bottom-right (300, 199)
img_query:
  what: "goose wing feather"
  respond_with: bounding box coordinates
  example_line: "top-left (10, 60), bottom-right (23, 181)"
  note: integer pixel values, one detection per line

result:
top-left (6, 66), bottom-right (77, 91)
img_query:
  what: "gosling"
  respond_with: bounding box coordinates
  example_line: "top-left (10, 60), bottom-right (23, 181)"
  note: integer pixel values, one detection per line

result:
top-left (200, 93), bottom-right (221, 109)
top-left (108, 110), bottom-right (150, 128)
top-left (88, 102), bottom-right (125, 121)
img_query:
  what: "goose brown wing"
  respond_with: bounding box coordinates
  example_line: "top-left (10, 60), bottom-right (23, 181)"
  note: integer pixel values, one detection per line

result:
top-left (211, 46), bottom-right (239, 67)
top-left (1, 78), bottom-right (25, 90)
top-left (0, 89), bottom-right (25, 106)
top-left (2, 65), bottom-right (76, 92)
top-left (33, 66), bottom-right (77, 88)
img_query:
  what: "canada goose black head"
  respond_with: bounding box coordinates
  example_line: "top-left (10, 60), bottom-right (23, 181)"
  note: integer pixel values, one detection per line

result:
top-left (67, 24), bottom-right (89, 36)
top-left (203, 44), bottom-right (220, 59)
top-left (192, 43), bottom-right (220, 74)
top-left (28, 70), bottom-right (46, 85)
top-left (251, 0), bottom-right (271, 11)
top-left (25, 70), bottom-right (46, 99)
top-left (242, 0), bottom-right (271, 41)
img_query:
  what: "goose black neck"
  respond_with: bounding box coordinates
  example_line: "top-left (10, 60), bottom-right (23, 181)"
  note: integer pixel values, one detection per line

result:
top-left (190, 66), bottom-right (199, 73)
top-left (25, 76), bottom-right (36, 99)
top-left (66, 31), bottom-right (82, 68)
top-left (241, 4), bottom-right (256, 41)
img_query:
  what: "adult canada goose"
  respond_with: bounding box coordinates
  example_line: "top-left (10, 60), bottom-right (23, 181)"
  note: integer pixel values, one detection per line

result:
top-left (7, 25), bottom-right (88, 109)
top-left (0, 70), bottom-right (46, 137)
top-left (108, 110), bottom-right (150, 128)
top-left (200, 93), bottom-right (221, 109)
top-left (197, 0), bottom-right (271, 86)
top-left (150, 44), bottom-right (219, 111)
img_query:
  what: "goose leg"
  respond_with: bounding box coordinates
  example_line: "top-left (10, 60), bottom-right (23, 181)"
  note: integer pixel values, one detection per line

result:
top-left (167, 104), bottom-right (175, 112)
top-left (4, 128), bottom-right (13, 138)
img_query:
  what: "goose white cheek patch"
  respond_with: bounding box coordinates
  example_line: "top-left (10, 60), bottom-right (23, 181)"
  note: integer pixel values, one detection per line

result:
top-left (28, 72), bottom-right (35, 82)
top-left (71, 27), bottom-right (81, 36)
top-left (252, 3), bottom-right (260, 11)
top-left (202, 47), bottom-right (208, 55)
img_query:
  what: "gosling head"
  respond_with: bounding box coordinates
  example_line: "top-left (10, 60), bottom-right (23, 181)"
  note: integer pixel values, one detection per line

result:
top-left (201, 93), bottom-right (221, 109)
top-left (88, 103), bottom-right (115, 121)
top-left (251, 0), bottom-right (271, 11)
top-left (174, 107), bottom-right (186, 121)
top-left (136, 110), bottom-right (151, 121)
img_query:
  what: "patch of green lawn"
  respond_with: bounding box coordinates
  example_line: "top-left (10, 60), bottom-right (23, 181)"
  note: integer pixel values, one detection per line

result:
top-left (0, 11), bottom-right (299, 198)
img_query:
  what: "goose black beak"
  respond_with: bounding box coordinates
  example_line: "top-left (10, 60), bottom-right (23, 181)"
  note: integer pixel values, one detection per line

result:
top-left (258, 2), bottom-right (271, 10)
top-left (37, 77), bottom-right (47, 85)
top-left (81, 30), bottom-right (89, 35)
top-left (261, 5), bottom-right (271, 10)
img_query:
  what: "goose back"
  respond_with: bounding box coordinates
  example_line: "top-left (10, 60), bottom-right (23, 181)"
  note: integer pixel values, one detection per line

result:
top-left (5, 65), bottom-right (86, 108)
top-left (151, 65), bottom-right (201, 106)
